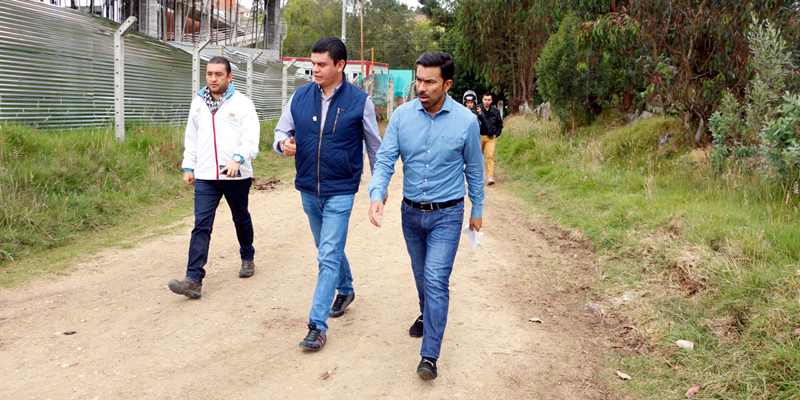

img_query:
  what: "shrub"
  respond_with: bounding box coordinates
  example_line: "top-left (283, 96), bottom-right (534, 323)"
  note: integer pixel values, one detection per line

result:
top-left (536, 14), bottom-right (617, 132)
top-left (708, 16), bottom-right (794, 176)
top-left (762, 93), bottom-right (800, 180)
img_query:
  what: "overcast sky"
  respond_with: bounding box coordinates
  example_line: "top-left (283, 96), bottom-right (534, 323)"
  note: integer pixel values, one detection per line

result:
top-left (254, 0), bottom-right (422, 11)
top-left (273, 0), bottom-right (421, 9)
top-left (398, 0), bottom-right (421, 8)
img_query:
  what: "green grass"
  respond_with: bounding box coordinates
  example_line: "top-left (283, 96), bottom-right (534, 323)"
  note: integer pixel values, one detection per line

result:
top-left (498, 113), bottom-right (800, 399)
top-left (0, 120), bottom-right (292, 287)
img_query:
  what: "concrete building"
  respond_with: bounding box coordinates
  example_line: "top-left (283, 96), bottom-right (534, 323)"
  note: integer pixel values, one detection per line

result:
top-left (282, 57), bottom-right (390, 83)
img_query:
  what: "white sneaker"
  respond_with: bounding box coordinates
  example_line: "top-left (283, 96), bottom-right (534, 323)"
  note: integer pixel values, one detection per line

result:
top-left (487, 178), bottom-right (495, 185)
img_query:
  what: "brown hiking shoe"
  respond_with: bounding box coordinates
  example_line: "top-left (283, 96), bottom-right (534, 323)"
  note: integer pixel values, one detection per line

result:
top-left (239, 260), bottom-right (255, 278)
top-left (168, 278), bottom-right (202, 299)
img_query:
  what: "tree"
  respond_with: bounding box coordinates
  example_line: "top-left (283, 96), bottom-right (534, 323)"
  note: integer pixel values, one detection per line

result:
top-left (453, 0), bottom-right (570, 109)
top-left (578, 7), bottom-right (643, 113)
top-left (360, 0), bottom-right (420, 69)
top-left (624, 0), bottom-right (800, 143)
top-left (282, 0), bottom-right (439, 69)
top-left (536, 15), bottom-right (588, 132)
top-left (281, 0), bottom-right (343, 57)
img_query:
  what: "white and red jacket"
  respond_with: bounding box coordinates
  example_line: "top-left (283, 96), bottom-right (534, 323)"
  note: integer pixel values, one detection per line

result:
top-left (182, 85), bottom-right (260, 180)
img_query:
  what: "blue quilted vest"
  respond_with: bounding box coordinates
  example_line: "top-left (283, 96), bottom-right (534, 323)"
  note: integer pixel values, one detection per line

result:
top-left (290, 75), bottom-right (368, 196)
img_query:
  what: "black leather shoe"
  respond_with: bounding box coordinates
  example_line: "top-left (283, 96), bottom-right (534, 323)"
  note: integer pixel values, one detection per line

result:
top-left (409, 315), bottom-right (423, 338)
top-left (417, 358), bottom-right (438, 380)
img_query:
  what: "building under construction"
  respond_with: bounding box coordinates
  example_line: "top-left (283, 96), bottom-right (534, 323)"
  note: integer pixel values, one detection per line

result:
top-left (0, 0), bottom-right (301, 129)
top-left (31, 0), bottom-right (282, 54)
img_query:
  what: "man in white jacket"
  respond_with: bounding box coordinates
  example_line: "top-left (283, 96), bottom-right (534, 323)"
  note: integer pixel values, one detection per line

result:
top-left (168, 56), bottom-right (261, 299)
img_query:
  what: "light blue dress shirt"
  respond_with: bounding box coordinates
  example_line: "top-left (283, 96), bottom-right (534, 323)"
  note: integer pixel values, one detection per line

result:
top-left (368, 95), bottom-right (485, 218)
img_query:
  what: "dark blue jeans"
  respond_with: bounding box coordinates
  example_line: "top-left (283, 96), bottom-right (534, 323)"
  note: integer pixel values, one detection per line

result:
top-left (186, 178), bottom-right (255, 284)
top-left (401, 200), bottom-right (464, 360)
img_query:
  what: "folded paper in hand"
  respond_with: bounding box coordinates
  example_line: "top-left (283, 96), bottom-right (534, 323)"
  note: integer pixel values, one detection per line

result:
top-left (461, 226), bottom-right (484, 249)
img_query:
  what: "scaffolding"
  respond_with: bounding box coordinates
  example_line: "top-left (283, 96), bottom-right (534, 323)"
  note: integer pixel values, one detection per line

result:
top-left (30, 0), bottom-right (281, 51)
top-left (0, 0), bottom-right (303, 131)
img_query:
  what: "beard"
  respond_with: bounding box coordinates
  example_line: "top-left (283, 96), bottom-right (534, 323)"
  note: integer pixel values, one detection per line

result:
top-left (419, 92), bottom-right (443, 110)
top-left (210, 82), bottom-right (229, 96)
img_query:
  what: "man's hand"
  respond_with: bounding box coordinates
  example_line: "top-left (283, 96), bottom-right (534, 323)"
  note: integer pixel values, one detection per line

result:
top-left (183, 171), bottom-right (195, 185)
top-left (476, 107), bottom-right (482, 115)
top-left (220, 159), bottom-right (241, 178)
top-left (369, 200), bottom-right (384, 227)
top-left (469, 217), bottom-right (482, 232)
top-left (282, 137), bottom-right (297, 157)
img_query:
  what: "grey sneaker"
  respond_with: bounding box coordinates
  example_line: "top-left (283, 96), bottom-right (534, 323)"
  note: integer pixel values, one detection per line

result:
top-left (168, 277), bottom-right (202, 299)
top-left (329, 293), bottom-right (355, 318)
top-left (299, 324), bottom-right (327, 351)
top-left (239, 260), bottom-right (255, 278)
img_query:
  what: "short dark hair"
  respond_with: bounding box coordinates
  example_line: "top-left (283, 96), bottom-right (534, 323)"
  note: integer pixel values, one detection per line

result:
top-left (311, 37), bottom-right (347, 65)
top-left (208, 56), bottom-right (231, 74)
top-left (482, 92), bottom-right (493, 99)
top-left (415, 51), bottom-right (455, 82)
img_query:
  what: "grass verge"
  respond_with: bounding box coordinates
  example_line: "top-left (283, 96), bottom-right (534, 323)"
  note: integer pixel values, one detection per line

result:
top-left (497, 113), bottom-right (799, 399)
top-left (0, 120), bottom-right (292, 287)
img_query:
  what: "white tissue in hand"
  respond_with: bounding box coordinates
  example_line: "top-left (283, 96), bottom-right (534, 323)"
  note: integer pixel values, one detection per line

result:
top-left (461, 226), bottom-right (484, 249)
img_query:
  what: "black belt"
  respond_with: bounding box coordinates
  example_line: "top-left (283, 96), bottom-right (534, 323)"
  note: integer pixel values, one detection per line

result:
top-left (403, 197), bottom-right (463, 212)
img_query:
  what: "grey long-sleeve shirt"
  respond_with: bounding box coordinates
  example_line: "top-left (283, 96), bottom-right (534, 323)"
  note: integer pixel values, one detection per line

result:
top-left (272, 83), bottom-right (382, 173)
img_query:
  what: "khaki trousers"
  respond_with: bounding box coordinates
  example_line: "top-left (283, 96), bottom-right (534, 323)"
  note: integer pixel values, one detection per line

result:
top-left (480, 135), bottom-right (496, 179)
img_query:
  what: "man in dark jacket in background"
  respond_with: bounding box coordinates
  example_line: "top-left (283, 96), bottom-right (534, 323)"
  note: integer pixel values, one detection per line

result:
top-left (478, 92), bottom-right (503, 185)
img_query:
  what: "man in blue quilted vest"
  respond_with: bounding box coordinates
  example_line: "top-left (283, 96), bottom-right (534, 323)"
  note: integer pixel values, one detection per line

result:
top-left (273, 37), bottom-right (382, 351)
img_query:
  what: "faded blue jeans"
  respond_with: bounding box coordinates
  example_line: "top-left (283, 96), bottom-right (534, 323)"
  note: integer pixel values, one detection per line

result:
top-left (400, 200), bottom-right (464, 360)
top-left (301, 192), bottom-right (356, 332)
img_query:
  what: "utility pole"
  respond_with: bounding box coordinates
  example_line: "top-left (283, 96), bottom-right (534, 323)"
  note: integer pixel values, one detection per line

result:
top-left (341, 0), bottom-right (346, 44)
top-left (359, 0), bottom-right (364, 82)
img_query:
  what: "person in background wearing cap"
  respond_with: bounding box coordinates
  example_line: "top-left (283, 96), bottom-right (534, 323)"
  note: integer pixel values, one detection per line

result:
top-left (462, 90), bottom-right (488, 137)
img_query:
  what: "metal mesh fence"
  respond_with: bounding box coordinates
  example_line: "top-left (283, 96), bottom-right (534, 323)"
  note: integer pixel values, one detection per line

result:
top-left (363, 74), bottom-right (393, 108)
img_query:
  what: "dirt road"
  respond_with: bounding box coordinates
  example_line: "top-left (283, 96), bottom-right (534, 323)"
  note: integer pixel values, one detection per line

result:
top-left (0, 171), bottom-right (615, 399)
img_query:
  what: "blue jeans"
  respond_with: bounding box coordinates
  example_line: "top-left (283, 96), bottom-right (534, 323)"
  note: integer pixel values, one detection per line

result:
top-left (186, 179), bottom-right (255, 284)
top-left (401, 200), bottom-right (464, 360)
top-left (301, 192), bottom-right (356, 332)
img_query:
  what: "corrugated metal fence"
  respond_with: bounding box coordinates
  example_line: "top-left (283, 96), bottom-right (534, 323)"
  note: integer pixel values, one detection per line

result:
top-left (0, 0), bottom-right (299, 129)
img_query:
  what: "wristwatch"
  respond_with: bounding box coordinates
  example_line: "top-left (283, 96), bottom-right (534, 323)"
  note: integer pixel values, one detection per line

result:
top-left (233, 154), bottom-right (244, 164)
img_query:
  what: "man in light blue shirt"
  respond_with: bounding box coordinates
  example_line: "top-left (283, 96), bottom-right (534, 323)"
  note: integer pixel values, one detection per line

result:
top-left (368, 51), bottom-right (485, 380)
